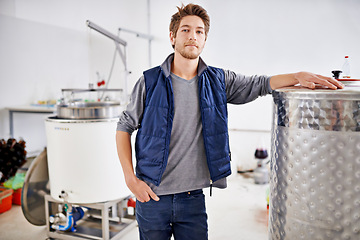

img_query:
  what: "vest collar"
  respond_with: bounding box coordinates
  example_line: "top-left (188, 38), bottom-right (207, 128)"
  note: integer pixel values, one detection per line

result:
top-left (160, 53), bottom-right (208, 78)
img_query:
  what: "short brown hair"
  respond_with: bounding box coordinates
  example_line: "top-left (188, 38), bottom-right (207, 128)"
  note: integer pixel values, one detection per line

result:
top-left (169, 3), bottom-right (210, 38)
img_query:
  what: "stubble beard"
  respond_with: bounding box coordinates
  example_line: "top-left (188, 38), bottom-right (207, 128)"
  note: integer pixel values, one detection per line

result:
top-left (175, 41), bottom-right (203, 60)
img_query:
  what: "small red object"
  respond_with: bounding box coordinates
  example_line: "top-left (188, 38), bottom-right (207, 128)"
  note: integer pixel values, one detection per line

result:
top-left (127, 198), bottom-right (136, 208)
top-left (97, 80), bottom-right (106, 87)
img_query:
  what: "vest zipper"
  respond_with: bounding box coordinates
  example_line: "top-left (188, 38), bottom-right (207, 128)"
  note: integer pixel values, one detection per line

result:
top-left (198, 73), bottom-right (215, 189)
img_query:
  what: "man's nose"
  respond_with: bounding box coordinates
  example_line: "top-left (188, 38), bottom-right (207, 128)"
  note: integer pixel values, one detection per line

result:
top-left (189, 31), bottom-right (197, 40)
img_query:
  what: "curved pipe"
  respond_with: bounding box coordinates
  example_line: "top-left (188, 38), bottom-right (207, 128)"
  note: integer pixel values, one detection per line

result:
top-left (52, 212), bottom-right (74, 231)
top-left (51, 207), bottom-right (85, 232)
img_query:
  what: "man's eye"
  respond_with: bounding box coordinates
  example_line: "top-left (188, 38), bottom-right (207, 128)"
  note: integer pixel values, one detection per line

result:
top-left (197, 31), bottom-right (204, 34)
top-left (182, 29), bottom-right (189, 32)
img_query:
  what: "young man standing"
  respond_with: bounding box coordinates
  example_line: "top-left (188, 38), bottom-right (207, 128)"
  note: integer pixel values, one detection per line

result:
top-left (116, 4), bottom-right (343, 240)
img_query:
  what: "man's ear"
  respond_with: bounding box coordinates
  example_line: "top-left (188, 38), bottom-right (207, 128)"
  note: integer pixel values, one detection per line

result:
top-left (169, 31), bottom-right (175, 45)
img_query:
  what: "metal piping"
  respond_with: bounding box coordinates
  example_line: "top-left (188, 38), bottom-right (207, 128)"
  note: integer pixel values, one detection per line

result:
top-left (86, 20), bottom-right (127, 46)
top-left (52, 210), bottom-right (74, 231)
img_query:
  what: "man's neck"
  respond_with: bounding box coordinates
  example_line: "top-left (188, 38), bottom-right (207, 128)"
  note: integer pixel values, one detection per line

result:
top-left (171, 52), bottom-right (199, 80)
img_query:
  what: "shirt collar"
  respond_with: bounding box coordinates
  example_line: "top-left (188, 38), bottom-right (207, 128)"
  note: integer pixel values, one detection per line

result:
top-left (160, 53), bottom-right (208, 78)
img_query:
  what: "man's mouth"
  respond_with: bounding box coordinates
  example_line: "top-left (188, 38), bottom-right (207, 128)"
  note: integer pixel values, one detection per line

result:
top-left (185, 42), bottom-right (198, 48)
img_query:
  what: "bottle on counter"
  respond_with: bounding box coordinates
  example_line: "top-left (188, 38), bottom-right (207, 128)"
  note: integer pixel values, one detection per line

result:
top-left (253, 148), bottom-right (269, 185)
top-left (342, 56), bottom-right (351, 78)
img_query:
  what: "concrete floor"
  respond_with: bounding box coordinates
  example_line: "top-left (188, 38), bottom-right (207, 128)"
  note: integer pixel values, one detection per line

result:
top-left (0, 174), bottom-right (269, 240)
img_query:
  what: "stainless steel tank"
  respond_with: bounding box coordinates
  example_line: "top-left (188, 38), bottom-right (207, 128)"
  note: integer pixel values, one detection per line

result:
top-left (57, 101), bottom-right (121, 119)
top-left (270, 85), bottom-right (360, 239)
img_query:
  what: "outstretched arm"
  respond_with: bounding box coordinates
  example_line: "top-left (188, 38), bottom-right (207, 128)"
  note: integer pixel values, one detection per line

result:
top-left (269, 72), bottom-right (344, 90)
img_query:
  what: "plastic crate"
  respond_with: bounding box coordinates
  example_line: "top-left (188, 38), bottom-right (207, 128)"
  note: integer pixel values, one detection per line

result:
top-left (0, 187), bottom-right (13, 213)
top-left (12, 188), bottom-right (22, 205)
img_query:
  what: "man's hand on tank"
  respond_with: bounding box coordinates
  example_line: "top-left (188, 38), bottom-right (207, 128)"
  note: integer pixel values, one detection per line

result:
top-left (295, 71), bottom-right (344, 90)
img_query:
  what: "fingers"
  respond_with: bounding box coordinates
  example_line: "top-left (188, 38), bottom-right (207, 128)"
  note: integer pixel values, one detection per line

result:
top-left (303, 81), bottom-right (316, 89)
top-left (138, 186), bottom-right (159, 202)
top-left (313, 75), bottom-right (337, 90)
top-left (136, 191), bottom-right (151, 203)
top-left (134, 184), bottom-right (152, 203)
top-left (297, 72), bottom-right (344, 90)
top-left (315, 74), bottom-right (345, 89)
top-left (136, 190), bottom-right (159, 203)
top-left (148, 189), bottom-right (160, 201)
top-left (128, 178), bottom-right (159, 203)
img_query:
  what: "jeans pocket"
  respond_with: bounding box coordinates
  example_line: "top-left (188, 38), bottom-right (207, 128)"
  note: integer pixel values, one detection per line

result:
top-left (136, 198), bottom-right (172, 231)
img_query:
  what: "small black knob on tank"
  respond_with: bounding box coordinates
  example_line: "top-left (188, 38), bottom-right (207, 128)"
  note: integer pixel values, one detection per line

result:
top-left (332, 70), bottom-right (342, 79)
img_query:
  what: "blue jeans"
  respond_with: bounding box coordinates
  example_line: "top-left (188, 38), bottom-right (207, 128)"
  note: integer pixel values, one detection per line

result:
top-left (136, 189), bottom-right (208, 240)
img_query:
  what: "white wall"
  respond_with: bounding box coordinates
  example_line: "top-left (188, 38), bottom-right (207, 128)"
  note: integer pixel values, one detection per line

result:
top-left (0, 0), bottom-right (359, 167)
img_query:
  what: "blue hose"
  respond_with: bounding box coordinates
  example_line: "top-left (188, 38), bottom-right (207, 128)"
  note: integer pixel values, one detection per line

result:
top-left (72, 207), bottom-right (85, 224)
top-left (52, 206), bottom-right (85, 232)
top-left (55, 212), bottom-right (74, 231)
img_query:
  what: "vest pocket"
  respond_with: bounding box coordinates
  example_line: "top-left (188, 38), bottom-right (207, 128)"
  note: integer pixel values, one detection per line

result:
top-left (202, 104), bottom-right (228, 136)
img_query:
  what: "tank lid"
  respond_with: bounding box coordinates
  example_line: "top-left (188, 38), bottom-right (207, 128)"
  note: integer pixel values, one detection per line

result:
top-left (274, 85), bottom-right (360, 100)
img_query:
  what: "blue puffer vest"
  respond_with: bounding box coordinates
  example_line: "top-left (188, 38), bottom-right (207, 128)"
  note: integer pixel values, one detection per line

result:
top-left (135, 58), bottom-right (231, 187)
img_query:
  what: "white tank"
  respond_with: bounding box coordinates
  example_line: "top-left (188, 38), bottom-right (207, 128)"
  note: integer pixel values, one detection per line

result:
top-left (45, 117), bottom-right (130, 203)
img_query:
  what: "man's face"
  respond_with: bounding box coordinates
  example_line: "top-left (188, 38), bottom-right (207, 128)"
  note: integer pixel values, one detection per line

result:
top-left (170, 15), bottom-right (206, 60)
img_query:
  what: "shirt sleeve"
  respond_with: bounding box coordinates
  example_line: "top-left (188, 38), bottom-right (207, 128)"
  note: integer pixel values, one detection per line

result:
top-left (116, 76), bottom-right (146, 134)
top-left (224, 69), bottom-right (273, 104)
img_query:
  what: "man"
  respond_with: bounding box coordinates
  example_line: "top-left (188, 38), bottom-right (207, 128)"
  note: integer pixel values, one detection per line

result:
top-left (116, 3), bottom-right (343, 240)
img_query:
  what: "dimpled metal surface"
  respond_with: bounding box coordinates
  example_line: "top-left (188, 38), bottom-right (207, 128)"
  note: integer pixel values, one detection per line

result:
top-left (270, 87), bottom-right (360, 240)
